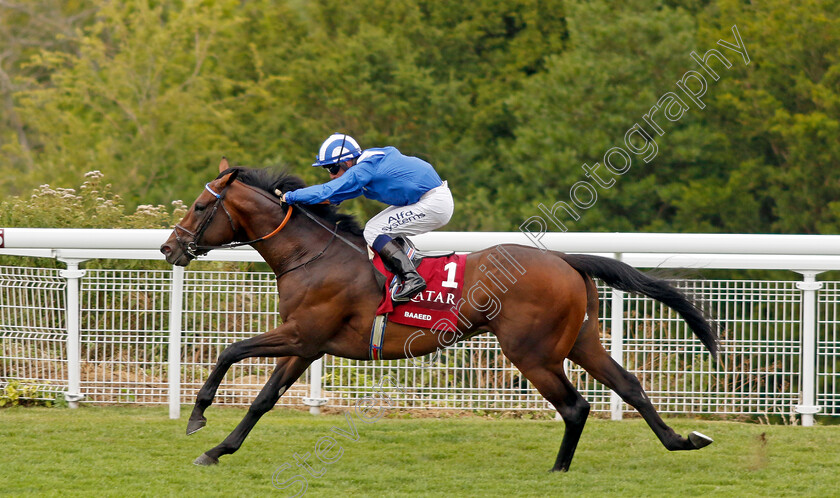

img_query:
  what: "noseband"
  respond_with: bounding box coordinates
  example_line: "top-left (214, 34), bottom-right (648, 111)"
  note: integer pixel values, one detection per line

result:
top-left (174, 181), bottom-right (293, 259)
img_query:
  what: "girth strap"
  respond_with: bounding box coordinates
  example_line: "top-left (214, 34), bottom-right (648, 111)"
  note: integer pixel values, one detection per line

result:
top-left (369, 314), bottom-right (388, 360)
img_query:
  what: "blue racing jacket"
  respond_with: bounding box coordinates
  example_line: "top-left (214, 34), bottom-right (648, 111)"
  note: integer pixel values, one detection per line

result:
top-left (284, 147), bottom-right (443, 207)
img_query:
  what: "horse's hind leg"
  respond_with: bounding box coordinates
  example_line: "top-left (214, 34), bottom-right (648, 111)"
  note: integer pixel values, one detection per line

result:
top-left (568, 277), bottom-right (712, 451)
top-left (570, 342), bottom-right (708, 450)
top-left (497, 337), bottom-right (590, 471)
top-left (527, 366), bottom-right (591, 472)
top-left (491, 263), bottom-right (592, 471)
top-left (194, 355), bottom-right (315, 465)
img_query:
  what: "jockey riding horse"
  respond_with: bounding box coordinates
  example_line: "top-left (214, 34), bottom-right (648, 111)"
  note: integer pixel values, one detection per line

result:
top-left (282, 133), bottom-right (454, 302)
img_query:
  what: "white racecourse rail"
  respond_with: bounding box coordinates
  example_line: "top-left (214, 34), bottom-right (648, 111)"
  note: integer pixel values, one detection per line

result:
top-left (2, 228), bottom-right (840, 427)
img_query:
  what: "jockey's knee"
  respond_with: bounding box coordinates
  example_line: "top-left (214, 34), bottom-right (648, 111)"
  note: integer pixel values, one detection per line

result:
top-left (363, 225), bottom-right (381, 247)
top-left (372, 234), bottom-right (393, 252)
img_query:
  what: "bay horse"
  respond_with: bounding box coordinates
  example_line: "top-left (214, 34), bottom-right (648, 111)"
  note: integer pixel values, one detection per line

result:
top-left (160, 159), bottom-right (719, 471)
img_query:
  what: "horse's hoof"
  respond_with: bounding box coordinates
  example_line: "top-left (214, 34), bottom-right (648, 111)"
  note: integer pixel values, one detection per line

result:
top-left (688, 431), bottom-right (713, 449)
top-left (193, 453), bottom-right (218, 466)
top-left (186, 417), bottom-right (207, 435)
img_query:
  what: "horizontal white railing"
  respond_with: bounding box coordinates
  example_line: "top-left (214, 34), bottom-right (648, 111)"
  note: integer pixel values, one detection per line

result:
top-left (5, 228), bottom-right (840, 253)
top-left (2, 229), bottom-right (839, 425)
top-left (4, 228), bottom-right (840, 270)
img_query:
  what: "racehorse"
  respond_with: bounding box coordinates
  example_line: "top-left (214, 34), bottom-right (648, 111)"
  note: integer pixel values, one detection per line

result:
top-left (160, 159), bottom-right (720, 471)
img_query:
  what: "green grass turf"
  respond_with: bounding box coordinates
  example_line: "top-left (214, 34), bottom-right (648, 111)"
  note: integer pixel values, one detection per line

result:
top-left (1, 406), bottom-right (838, 497)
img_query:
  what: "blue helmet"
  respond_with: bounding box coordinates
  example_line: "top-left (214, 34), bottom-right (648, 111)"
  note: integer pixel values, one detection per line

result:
top-left (312, 133), bottom-right (362, 167)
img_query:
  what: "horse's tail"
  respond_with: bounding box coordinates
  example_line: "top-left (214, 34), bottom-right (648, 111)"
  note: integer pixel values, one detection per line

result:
top-left (558, 253), bottom-right (719, 359)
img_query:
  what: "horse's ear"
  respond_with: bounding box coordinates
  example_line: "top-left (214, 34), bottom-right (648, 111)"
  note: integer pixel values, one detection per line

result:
top-left (219, 157), bottom-right (230, 173)
top-left (222, 168), bottom-right (240, 187)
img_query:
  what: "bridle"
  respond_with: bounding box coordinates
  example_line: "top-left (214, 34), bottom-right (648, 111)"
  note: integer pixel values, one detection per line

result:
top-left (174, 179), bottom-right (293, 260)
top-left (173, 176), bottom-right (365, 277)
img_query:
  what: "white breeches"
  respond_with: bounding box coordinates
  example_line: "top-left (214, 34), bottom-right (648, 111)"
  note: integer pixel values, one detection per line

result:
top-left (363, 181), bottom-right (454, 246)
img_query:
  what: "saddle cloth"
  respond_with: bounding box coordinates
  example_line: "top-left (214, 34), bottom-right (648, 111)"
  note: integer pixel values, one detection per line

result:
top-left (372, 252), bottom-right (467, 332)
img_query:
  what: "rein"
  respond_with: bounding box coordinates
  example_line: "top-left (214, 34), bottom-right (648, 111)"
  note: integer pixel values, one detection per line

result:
top-left (271, 205), bottom-right (367, 279)
top-left (295, 205), bottom-right (366, 255)
top-left (274, 228), bottom-right (338, 279)
top-left (175, 179), bottom-right (365, 278)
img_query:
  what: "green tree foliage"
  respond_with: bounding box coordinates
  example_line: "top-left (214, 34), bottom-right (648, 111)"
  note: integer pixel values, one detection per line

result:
top-left (0, 0), bottom-right (96, 190)
top-left (676, 0), bottom-right (840, 233)
top-left (503, 0), bottom-right (722, 232)
top-left (0, 0), bottom-right (837, 235)
top-left (8, 1), bottom-right (248, 205)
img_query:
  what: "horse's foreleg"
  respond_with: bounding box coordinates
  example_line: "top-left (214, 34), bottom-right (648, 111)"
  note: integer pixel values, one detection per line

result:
top-left (186, 351), bottom-right (235, 435)
top-left (194, 355), bottom-right (316, 466)
top-left (187, 323), bottom-right (309, 435)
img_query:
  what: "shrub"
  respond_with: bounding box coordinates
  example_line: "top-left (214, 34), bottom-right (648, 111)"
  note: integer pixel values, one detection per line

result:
top-left (0, 170), bottom-right (187, 229)
top-left (0, 380), bottom-right (57, 408)
top-left (0, 171), bottom-right (189, 269)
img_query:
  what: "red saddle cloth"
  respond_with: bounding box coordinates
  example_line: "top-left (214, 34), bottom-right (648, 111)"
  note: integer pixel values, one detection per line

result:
top-left (372, 252), bottom-right (467, 332)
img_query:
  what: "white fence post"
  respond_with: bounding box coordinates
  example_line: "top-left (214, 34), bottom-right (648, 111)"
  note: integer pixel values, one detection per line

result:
top-left (610, 253), bottom-right (625, 421)
top-left (168, 266), bottom-right (185, 420)
top-left (795, 271), bottom-right (823, 426)
top-left (303, 358), bottom-right (327, 415)
top-left (58, 258), bottom-right (87, 409)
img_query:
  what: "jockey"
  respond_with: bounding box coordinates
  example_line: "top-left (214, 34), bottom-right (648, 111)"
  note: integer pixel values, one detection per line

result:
top-left (282, 133), bottom-right (454, 303)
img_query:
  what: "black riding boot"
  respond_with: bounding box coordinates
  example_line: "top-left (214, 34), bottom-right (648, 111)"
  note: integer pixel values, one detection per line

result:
top-left (377, 240), bottom-right (426, 303)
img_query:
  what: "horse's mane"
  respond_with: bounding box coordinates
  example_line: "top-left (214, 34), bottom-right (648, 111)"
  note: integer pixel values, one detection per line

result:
top-left (217, 166), bottom-right (364, 237)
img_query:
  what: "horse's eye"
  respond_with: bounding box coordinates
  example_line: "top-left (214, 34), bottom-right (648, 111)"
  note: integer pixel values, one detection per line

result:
top-left (195, 203), bottom-right (206, 212)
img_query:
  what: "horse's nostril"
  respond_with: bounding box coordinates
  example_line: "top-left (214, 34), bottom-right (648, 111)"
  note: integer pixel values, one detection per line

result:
top-left (160, 245), bottom-right (171, 255)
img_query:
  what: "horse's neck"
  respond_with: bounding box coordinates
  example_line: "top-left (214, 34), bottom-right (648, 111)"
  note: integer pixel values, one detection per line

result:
top-left (227, 184), bottom-right (367, 276)
top-left (247, 209), bottom-right (365, 277)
